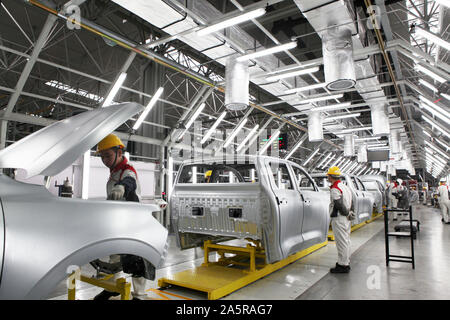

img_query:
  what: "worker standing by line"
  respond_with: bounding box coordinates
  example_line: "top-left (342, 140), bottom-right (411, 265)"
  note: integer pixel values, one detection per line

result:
top-left (396, 179), bottom-right (409, 212)
top-left (93, 133), bottom-right (151, 300)
top-left (327, 166), bottom-right (354, 273)
top-left (388, 180), bottom-right (398, 209)
top-left (437, 180), bottom-right (450, 224)
top-left (410, 186), bottom-right (419, 205)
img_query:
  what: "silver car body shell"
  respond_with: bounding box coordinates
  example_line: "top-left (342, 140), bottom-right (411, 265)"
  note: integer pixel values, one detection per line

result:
top-left (310, 173), bottom-right (375, 225)
top-left (171, 155), bottom-right (330, 264)
top-left (0, 103), bottom-right (169, 299)
top-left (360, 174), bottom-right (387, 212)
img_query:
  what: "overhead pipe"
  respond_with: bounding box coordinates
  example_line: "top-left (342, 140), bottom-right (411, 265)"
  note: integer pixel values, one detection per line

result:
top-left (344, 135), bottom-right (355, 157)
top-left (307, 111), bottom-right (323, 142)
top-left (225, 58), bottom-right (249, 111)
top-left (322, 25), bottom-right (356, 91)
top-left (26, 0), bottom-right (343, 152)
top-left (370, 103), bottom-right (390, 136)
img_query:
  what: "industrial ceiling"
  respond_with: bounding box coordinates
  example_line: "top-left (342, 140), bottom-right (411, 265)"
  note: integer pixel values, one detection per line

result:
top-left (0, 0), bottom-right (448, 182)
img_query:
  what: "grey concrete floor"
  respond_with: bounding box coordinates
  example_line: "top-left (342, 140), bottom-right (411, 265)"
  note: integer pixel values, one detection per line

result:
top-left (48, 204), bottom-right (449, 300)
top-left (297, 204), bottom-right (450, 300)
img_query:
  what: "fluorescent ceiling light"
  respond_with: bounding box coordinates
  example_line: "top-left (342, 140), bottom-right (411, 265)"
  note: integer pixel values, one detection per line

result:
top-left (102, 72), bottom-right (127, 107)
top-left (423, 131), bottom-right (432, 138)
top-left (421, 103), bottom-right (450, 123)
top-left (415, 64), bottom-right (446, 83)
top-left (323, 154), bottom-right (336, 168)
top-left (285, 137), bottom-right (307, 159)
top-left (367, 146), bottom-right (390, 150)
top-left (259, 130), bottom-right (280, 155)
top-left (355, 137), bottom-right (380, 141)
top-left (197, 8), bottom-right (266, 36)
top-left (266, 66), bottom-right (319, 82)
top-left (442, 93), bottom-right (450, 100)
top-left (236, 124), bottom-right (259, 152)
top-left (223, 118), bottom-right (248, 148)
top-left (418, 79), bottom-right (438, 93)
top-left (422, 115), bottom-right (450, 139)
top-left (308, 102), bottom-right (352, 113)
top-left (415, 27), bottom-right (450, 51)
top-left (316, 152), bottom-right (332, 168)
top-left (337, 126), bottom-right (372, 134)
top-left (201, 111), bottom-right (227, 144)
top-left (425, 141), bottom-right (449, 160)
top-left (425, 149), bottom-right (446, 165)
top-left (325, 113), bottom-right (361, 121)
top-left (294, 94), bottom-right (344, 105)
top-left (366, 142), bottom-right (387, 146)
top-left (419, 96), bottom-right (450, 121)
top-left (237, 41), bottom-right (297, 62)
top-left (178, 103), bottom-right (206, 141)
top-left (133, 87), bottom-right (164, 130)
top-left (284, 83), bottom-right (327, 95)
top-left (303, 148), bottom-right (321, 166)
top-left (435, 138), bottom-right (450, 151)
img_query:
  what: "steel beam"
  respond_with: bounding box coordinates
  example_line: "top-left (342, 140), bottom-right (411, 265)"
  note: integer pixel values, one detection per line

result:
top-left (0, 13), bottom-right (57, 150)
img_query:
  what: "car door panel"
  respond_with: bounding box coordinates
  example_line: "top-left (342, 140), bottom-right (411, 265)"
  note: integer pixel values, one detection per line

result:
top-left (266, 160), bottom-right (304, 257)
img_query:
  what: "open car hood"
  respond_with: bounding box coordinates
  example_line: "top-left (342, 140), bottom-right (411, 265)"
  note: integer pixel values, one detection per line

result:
top-left (0, 102), bottom-right (143, 178)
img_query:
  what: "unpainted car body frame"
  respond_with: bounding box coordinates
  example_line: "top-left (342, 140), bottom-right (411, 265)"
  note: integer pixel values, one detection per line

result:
top-left (0, 103), bottom-right (169, 299)
top-left (170, 156), bottom-right (331, 264)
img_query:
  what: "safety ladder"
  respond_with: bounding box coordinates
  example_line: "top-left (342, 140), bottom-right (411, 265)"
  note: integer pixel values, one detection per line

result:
top-left (384, 206), bottom-right (416, 269)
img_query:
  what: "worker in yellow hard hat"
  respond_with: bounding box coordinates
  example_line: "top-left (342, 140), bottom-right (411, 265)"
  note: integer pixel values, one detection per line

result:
top-left (205, 170), bottom-right (212, 183)
top-left (326, 166), bottom-right (353, 273)
top-left (93, 133), bottom-right (148, 300)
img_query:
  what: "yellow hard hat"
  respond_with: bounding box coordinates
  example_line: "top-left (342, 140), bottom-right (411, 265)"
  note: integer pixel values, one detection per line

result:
top-left (96, 133), bottom-right (125, 154)
top-left (205, 170), bottom-right (212, 178)
top-left (327, 166), bottom-right (341, 176)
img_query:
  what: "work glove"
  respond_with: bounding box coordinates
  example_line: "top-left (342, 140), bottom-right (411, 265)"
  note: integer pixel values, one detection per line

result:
top-left (347, 210), bottom-right (356, 221)
top-left (108, 184), bottom-right (125, 200)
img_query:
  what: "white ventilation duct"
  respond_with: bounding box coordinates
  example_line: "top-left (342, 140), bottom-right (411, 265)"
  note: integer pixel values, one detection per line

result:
top-left (344, 134), bottom-right (355, 157)
top-left (390, 130), bottom-right (400, 154)
top-left (225, 58), bottom-right (249, 111)
top-left (370, 103), bottom-right (390, 136)
top-left (322, 25), bottom-right (356, 91)
top-left (308, 111), bottom-right (323, 142)
top-left (357, 144), bottom-right (367, 162)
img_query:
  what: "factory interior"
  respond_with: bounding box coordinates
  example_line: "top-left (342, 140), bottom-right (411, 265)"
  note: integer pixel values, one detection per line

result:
top-left (0, 0), bottom-right (449, 306)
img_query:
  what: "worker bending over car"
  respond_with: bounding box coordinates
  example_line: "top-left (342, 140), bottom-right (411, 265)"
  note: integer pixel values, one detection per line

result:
top-left (93, 133), bottom-right (152, 300)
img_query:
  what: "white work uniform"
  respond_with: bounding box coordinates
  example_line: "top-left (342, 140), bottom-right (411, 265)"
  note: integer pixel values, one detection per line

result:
top-left (330, 180), bottom-right (352, 267)
top-left (393, 184), bottom-right (406, 219)
top-left (423, 190), bottom-right (428, 205)
top-left (437, 184), bottom-right (450, 223)
top-left (388, 183), bottom-right (398, 209)
top-left (410, 190), bottom-right (419, 204)
top-left (106, 158), bottom-right (146, 298)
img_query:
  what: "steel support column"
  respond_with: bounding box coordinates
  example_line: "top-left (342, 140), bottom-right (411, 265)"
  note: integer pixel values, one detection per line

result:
top-left (0, 13), bottom-right (57, 150)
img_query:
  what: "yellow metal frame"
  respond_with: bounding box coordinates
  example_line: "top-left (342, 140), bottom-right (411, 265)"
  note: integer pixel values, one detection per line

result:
top-left (158, 240), bottom-right (328, 300)
top-left (68, 273), bottom-right (131, 300)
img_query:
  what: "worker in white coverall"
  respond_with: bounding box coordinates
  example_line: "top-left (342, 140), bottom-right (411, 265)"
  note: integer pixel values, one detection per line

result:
top-left (327, 166), bottom-right (354, 273)
top-left (392, 179), bottom-right (405, 220)
top-left (388, 180), bottom-right (398, 210)
top-left (437, 180), bottom-right (450, 224)
top-left (409, 186), bottom-right (419, 205)
top-left (93, 134), bottom-right (148, 300)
